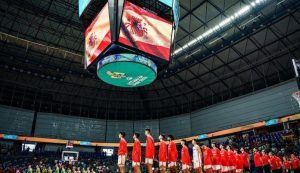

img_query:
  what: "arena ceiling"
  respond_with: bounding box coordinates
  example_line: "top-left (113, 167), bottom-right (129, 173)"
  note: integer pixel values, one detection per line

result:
top-left (0, 0), bottom-right (300, 120)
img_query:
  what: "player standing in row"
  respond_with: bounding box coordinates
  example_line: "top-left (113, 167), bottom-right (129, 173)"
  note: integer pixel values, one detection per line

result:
top-left (253, 148), bottom-right (263, 173)
top-left (192, 139), bottom-right (202, 173)
top-left (168, 135), bottom-right (178, 173)
top-left (181, 139), bottom-right (191, 173)
top-left (234, 149), bottom-right (244, 173)
top-left (227, 145), bottom-right (236, 173)
top-left (158, 134), bottom-right (168, 173)
top-left (132, 133), bottom-right (141, 173)
top-left (117, 132), bottom-right (127, 173)
top-left (211, 142), bottom-right (221, 173)
top-left (240, 147), bottom-right (250, 173)
top-left (201, 143), bottom-right (213, 173)
top-left (220, 144), bottom-right (229, 173)
top-left (145, 128), bottom-right (155, 173)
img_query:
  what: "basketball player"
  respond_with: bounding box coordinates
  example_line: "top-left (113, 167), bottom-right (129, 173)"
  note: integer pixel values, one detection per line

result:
top-left (132, 133), bottom-right (141, 173)
top-left (240, 147), bottom-right (249, 173)
top-left (253, 148), bottom-right (263, 173)
top-left (261, 150), bottom-right (270, 173)
top-left (211, 142), bottom-right (221, 173)
top-left (226, 145), bottom-right (236, 173)
top-left (220, 144), bottom-right (229, 173)
top-left (145, 128), bottom-right (155, 173)
top-left (158, 134), bottom-right (168, 173)
top-left (118, 132), bottom-right (127, 173)
top-left (192, 139), bottom-right (202, 173)
top-left (200, 143), bottom-right (213, 173)
top-left (234, 149), bottom-right (244, 173)
top-left (167, 135), bottom-right (178, 173)
top-left (181, 139), bottom-right (191, 173)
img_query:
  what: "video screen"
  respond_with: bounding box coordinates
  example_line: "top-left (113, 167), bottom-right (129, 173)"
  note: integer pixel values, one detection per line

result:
top-left (22, 143), bottom-right (36, 152)
top-left (119, 1), bottom-right (173, 61)
top-left (102, 148), bottom-right (114, 156)
top-left (78, 0), bottom-right (91, 16)
top-left (85, 3), bottom-right (111, 68)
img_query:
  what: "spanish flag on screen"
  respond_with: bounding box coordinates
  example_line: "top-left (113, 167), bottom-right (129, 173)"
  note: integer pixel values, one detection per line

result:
top-left (85, 3), bottom-right (111, 68)
top-left (119, 1), bottom-right (173, 61)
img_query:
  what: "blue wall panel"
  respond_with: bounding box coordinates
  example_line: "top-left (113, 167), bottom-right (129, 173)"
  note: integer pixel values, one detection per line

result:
top-left (191, 80), bottom-right (299, 135)
top-left (0, 106), bottom-right (34, 136)
top-left (106, 120), bottom-right (133, 142)
top-left (35, 113), bottom-right (106, 141)
top-left (159, 113), bottom-right (191, 139)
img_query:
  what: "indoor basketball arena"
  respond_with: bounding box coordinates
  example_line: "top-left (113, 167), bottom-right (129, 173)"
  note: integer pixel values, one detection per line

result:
top-left (0, 0), bottom-right (300, 173)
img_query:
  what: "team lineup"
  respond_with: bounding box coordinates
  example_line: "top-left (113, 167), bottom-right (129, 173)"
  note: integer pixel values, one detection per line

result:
top-left (117, 129), bottom-right (300, 173)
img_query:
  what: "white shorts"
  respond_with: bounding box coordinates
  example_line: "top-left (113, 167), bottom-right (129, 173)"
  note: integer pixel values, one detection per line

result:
top-left (193, 160), bottom-right (202, 169)
top-left (212, 165), bottom-right (221, 170)
top-left (236, 169), bottom-right (243, 173)
top-left (221, 166), bottom-right (229, 172)
top-left (159, 162), bottom-right (166, 167)
top-left (204, 165), bottom-right (212, 170)
top-left (182, 164), bottom-right (190, 170)
top-left (228, 166), bottom-right (236, 170)
top-left (145, 158), bottom-right (153, 164)
top-left (169, 161), bottom-right (177, 167)
top-left (118, 155), bottom-right (126, 165)
top-left (132, 161), bottom-right (140, 167)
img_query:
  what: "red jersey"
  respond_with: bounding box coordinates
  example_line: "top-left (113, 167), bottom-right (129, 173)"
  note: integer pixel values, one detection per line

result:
top-left (132, 139), bottom-right (141, 162)
top-left (220, 149), bottom-right (229, 166)
top-left (261, 154), bottom-right (269, 166)
top-left (227, 150), bottom-right (236, 167)
top-left (168, 141), bottom-right (178, 162)
top-left (118, 138), bottom-right (127, 155)
top-left (254, 152), bottom-right (262, 167)
top-left (241, 151), bottom-right (249, 167)
top-left (211, 148), bottom-right (221, 165)
top-left (235, 154), bottom-right (244, 169)
top-left (159, 141), bottom-right (168, 162)
top-left (270, 156), bottom-right (282, 170)
top-left (181, 145), bottom-right (191, 164)
top-left (145, 135), bottom-right (155, 159)
top-left (283, 161), bottom-right (291, 170)
top-left (203, 147), bottom-right (213, 166)
top-left (291, 157), bottom-right (299, 169)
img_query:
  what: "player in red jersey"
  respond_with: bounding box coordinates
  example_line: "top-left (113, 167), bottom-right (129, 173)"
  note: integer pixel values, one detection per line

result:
top-left (234, 149), bottom-right (243, 173)
top-left (220, 144), bottom-right (229, 173)
top-left (283, 156), bottom-right (291, 173)
top-left (269, 152), bottom-right (282, 173)
top-left (145, 128), bottom-right (155, 173)
top-left (261, 150), bottom-right (270, 173)
top-left (291, 154), bottom-right (300, 173)
top-left (118, 132), bottom-right (127, 173)
top-left (211, 142), bottom-right (221, 173)
top-left (226, 145), bottom-right (236, 173)
top-left (240, 148), bottom-right (249, 173)
top-left (201, 143), bottom-right (213, 173)
top-left (132, 133), bottom-right (141, 173)
top-left (167, 135), bottom-right (178, 173)
top-left (192, 139), bottom-right (202, 173)
top-left (158, 134), bottom-right (168, 173)
top-left (181, 139), bottom-right (191, 173)
top-left (253, 148), bottom-right (263, 173)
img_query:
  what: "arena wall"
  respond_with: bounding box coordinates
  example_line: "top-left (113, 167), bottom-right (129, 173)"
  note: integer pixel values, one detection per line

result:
top-left (0, 105), bottom-right (34, 136)
top-left (35, 112), bottom-right (106, 141)
top-left (0, 80), bottom-right (299, 142)
top-left (190, 79), bottom-right (299, 135)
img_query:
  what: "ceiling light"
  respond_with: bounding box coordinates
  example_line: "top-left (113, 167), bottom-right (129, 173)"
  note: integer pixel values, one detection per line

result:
top-left (173, 0), bottom-right (267, 56)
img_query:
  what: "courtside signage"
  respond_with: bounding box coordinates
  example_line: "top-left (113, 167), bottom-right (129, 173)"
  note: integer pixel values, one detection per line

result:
top-left (264, 118), bottom-right (279, 126)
